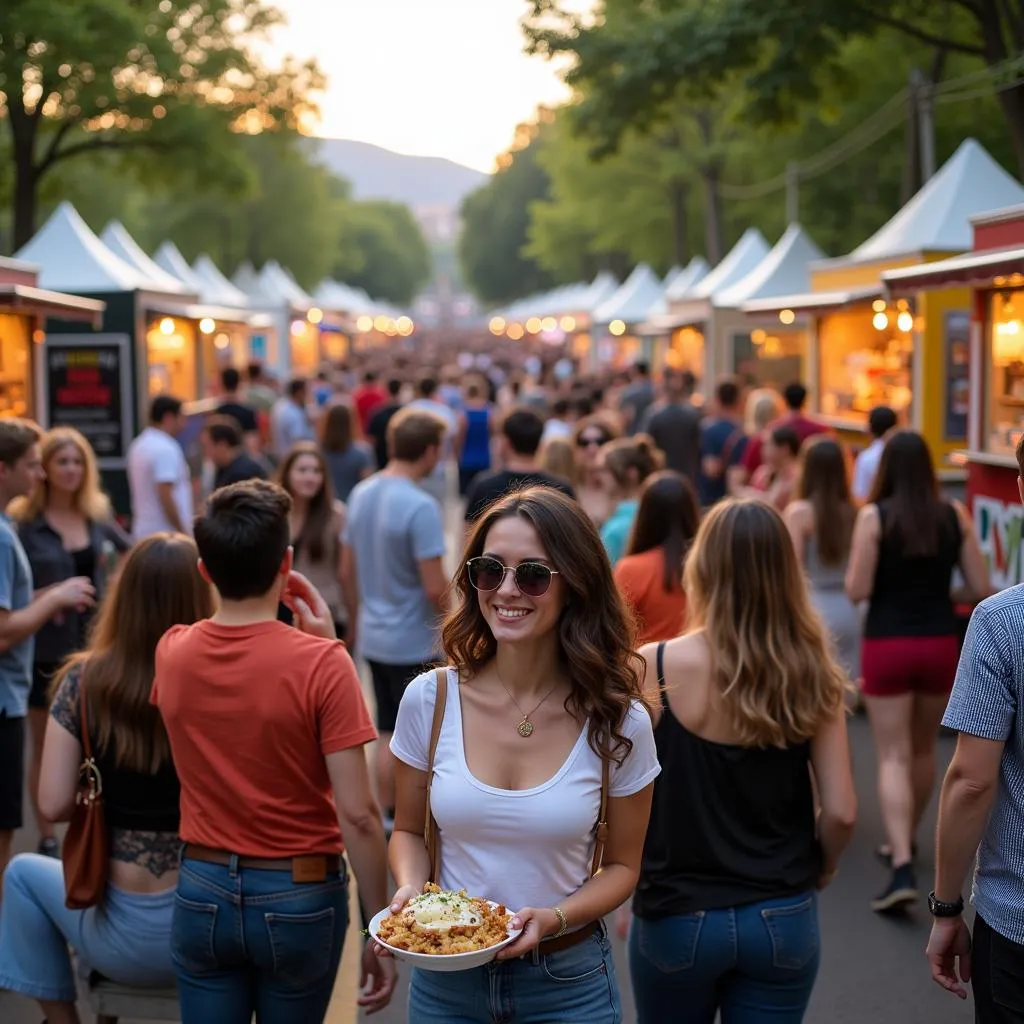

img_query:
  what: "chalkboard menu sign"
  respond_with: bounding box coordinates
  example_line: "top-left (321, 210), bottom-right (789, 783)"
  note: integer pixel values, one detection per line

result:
top-left (42, 334), bottom-right (132, 467)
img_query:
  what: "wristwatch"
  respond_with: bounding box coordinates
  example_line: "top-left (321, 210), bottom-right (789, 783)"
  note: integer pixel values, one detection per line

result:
top-left (928, 891), bottom-right (965, 918)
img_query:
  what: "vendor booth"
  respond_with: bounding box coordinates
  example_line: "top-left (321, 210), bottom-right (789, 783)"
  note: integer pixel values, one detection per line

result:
top-left (101, 222), bottom-right (258, 402)
top-left (154, 242), bottom-right (264, 375)
top-left (591, 265), bottom-right (667, 370)
top-left (14, 202), bottom-right (200, 509)
top-left (743, 138), bottom-right (1024, 469)
top-left (235, 261), bottom-right (322, 378)
top-left (714, 225), bottom-right (823, 390)
top-left (883, 203), bottom-right (1024, 587)
top-left (650, 232), bottom-right (770, 391)
top-left (0, 255), bottom-right (105, 422)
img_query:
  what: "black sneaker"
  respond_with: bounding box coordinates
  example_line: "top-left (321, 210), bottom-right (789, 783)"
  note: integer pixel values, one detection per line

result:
top-left (874, 841), bottom-right (918, 868)
top-left (38, 837), bottom-right (59, 859)
top-left (871, 863), bottom-right (918, 913)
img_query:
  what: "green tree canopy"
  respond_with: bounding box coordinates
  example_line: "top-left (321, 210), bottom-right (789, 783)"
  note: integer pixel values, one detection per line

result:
top-left (0, 0), bottom-right (323, 246)
top-left (333, 199), bottom-right (433, 306)
top-left (459, 122), bottom-right (562, 306)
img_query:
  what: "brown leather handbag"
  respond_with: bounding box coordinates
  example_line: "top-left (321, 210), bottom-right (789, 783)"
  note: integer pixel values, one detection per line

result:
top-left (63, 678), bottom-right (109, 909)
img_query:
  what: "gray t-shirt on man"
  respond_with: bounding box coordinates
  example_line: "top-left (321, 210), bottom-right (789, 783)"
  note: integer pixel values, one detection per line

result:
top-left (343, 475), bottom-right (446, 665)
top-left (0, 517), bottom-right (34, 717)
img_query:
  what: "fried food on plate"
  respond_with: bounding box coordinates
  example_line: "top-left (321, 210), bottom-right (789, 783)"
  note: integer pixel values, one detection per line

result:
top-left (377, 883), bottom-right (512, 955)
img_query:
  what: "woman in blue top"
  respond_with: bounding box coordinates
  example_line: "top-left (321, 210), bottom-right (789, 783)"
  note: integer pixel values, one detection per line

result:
top-left (599, 435), bottom-right (663, 565)
top-left (457, 379), bottom-right (493, 496)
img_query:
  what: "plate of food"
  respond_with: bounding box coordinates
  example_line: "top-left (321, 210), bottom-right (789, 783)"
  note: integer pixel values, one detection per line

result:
top-left (369, 883), bottom-right (522, 972)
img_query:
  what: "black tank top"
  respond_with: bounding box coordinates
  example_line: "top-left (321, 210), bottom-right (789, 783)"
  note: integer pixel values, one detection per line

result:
top-left (864, 500), bottom-right (961, 639)
top-left (632, 644), bottom-right (820, 919)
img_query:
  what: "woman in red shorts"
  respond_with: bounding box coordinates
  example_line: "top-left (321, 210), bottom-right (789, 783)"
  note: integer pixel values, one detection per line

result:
top-left (845, 430), bottom-right (989, 915)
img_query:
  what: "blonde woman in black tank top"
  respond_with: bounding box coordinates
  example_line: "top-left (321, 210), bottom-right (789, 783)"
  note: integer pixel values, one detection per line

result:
top-left (629, 500), bottom-right (857, 1024)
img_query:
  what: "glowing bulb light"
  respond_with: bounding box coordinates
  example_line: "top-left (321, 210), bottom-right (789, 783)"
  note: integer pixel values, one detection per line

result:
top-left (779, 309), bottom-right (796, 326)
top-left (609, 320), bottom-right (627, 337)
top-left (896, 311), bottom-right (914, 333)
top-left (374, 315), bottom-right (390, 333)
top-left (507, 323), bottom-right (525, 341)
top-left (159, 317), bottom-right (175, 335)
top-left (872, 311), bottom-right (889, 331)
top-left (307, 307), bottom-right (323, 325)
top-left (560, 316), bottom-right (576, 332)
top-left (199, 317), bottom-right (215, 335)
top-left (872, 299), bottom-right (887, 313)
top-left (214, 333), bottom-right (230, 350)
top-left (396, 316), bottom-right (414, 336)
top-left (541, 316), bottom-right (557, 332)
top-left (489, 317), bottom-right (506, 336)
top-left (356, 315), bottom-right (374, 333)
top-left (290, 319), bottom-right (305, 337)
top-left (526, 317), bottom-right (542, 335)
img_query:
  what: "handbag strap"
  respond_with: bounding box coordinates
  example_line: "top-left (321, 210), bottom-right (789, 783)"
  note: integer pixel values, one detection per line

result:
top-left (424, 667), bottom-right (448, 884)
top-left (590, 746), bottom-right (610, 877)
top-left (77, 672), bottom-right (93, 761)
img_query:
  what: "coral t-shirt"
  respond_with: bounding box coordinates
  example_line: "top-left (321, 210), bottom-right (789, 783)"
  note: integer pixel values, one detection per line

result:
top-left (151, 619), bottom-right (377, 858)
top-left (614, 547), bottom-right (687, 646)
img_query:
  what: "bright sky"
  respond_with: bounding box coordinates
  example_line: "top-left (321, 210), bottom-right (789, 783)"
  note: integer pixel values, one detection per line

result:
top-left (265, 0), bottom-right (587, 173)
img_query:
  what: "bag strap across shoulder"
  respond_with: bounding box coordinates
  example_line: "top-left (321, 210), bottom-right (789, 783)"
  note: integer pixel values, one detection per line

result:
top-left (77, 673), bottom-right (93, 760)
top-left (590, 746), bottom-right (610, 877)
top-left (424, 667), bottom-right (448, 884)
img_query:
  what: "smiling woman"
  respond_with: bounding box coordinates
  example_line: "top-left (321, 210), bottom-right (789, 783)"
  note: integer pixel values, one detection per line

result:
top-left (383, 485), bottom-right (660, 1024)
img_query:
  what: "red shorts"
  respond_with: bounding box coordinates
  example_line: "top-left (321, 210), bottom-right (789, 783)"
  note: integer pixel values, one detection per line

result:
top-left (861, 635), bottom-right (960, 697)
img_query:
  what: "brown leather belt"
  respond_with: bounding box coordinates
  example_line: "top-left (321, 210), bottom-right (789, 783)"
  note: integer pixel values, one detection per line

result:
top-left (183, 844), bottom-right (342, 883)
top-left (536, 919), bottom-right (600, 957)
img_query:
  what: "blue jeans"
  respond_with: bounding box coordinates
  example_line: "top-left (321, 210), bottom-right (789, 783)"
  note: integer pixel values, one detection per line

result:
top-left (628, 892), bottom-right (820, 1024)
top-left (172, 857), bottom-right (349, 1024)
top-left (0, 853), bottom-right (175, 1001)
top-left (409, 923), bottom-right (621, 1023)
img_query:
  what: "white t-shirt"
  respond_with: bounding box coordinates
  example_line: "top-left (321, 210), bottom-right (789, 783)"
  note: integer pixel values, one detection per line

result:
top-left (127, 426), bottom-right (193, 541)
top-left (541, 418), bottom-right (573, 443)
top-left (390, 668), bottom-right (660, 913)
top-left (852, 438), bottom-right (885, 502)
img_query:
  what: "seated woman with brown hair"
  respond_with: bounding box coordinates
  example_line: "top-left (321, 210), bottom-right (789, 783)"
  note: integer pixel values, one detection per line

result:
top-left (0, 535), bottom-right (213, 1024)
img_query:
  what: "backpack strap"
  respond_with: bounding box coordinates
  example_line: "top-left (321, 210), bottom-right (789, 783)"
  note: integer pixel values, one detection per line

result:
top-left (424, 667), bottom-right (448, 884)
top-left (590, 747), bottom-right (610, 877)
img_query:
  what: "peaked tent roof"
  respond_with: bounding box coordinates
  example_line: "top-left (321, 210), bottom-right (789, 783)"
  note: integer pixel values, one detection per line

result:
top-left (715, 224), bottom-right (824, 308)
top-left (100, 222), bottom-right (190, 294)
top-left (233, 262), bottom-right (260, 296)
top-left (848, 138), bottom-right (1024, 264)
top-left (593, 265), bottom-right (664, 325)
top-left (153, 241), bottom-right (206, 293)
top-left (315, 279), bottom-right (373, 314)
top-left (679, 229), bottom-right (770, 303)
top-left (652, 257), bottom-right (711, 316)
top-left (581, 271), bottom-right (619, 313)
top-left (15, 202), bottom-right (153, 293)
top-left (192, 255), bottom-right (251, 308)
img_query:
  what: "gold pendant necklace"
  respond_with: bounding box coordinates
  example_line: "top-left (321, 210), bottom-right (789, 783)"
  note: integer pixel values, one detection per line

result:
top-left (496, 670), bottom-right (560, 739)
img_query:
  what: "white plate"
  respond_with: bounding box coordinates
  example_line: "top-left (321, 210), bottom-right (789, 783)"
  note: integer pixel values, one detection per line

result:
top-left (368, 901), bottom-right (523, 972)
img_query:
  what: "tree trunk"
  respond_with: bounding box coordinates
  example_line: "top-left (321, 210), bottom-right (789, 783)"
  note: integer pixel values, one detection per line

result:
top-left (996, 83), bottom-right (1024, 179)
top-left (8, 103), bottom-right (40, 251)
top-left (667, 179), bottom-right (690, 265)
top-left (701, 168), bottom-right (724, 264)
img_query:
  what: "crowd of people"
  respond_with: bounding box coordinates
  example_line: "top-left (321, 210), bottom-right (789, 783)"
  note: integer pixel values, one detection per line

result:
top-left (0, 350), bottom-right (1019, 1023)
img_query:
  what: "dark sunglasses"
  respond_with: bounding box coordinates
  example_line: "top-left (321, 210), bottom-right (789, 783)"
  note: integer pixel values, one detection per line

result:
top-left (466, 556), bottom-right (558, 598)
top-left (576, 435), bottom-right (608, 449)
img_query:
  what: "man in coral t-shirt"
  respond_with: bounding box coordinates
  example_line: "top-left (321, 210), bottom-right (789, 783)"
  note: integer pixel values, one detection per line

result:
top-left (151, 479), bottom-right (396, 1019)
top-left (353, 370), bottom-right (388, 433)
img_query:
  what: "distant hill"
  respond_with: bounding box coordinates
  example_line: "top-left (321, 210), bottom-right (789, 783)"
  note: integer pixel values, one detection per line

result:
top-left (310, 138), bottom-right (488, 209)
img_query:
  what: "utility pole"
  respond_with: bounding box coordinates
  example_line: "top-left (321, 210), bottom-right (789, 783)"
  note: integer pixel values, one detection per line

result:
top-left (785, 162), bottom-right (800, 224)
top-left (915, 68), bottom-right (936, 182)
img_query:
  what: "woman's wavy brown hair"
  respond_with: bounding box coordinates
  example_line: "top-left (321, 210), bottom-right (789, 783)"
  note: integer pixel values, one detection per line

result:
top-left (797, 437), bottom-right (855, 567)
top-left (54, 534), bottom-right (214, 773)
top-left (684, 499), bottom-right (847, 748)
top-left (441, 486), bottom-right (643, 765)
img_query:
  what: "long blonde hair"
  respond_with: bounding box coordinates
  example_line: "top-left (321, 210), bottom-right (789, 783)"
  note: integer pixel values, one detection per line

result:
top-left (684, 499), bottom-right (846, 748)
top-left (9, 427), bottom-right (111, 522)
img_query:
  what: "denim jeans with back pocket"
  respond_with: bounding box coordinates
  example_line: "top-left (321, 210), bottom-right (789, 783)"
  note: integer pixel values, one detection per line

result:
top-left (628, 892), bottom-right (820, 1024)
top-left (171, 856), bottom-right (349, 1024)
